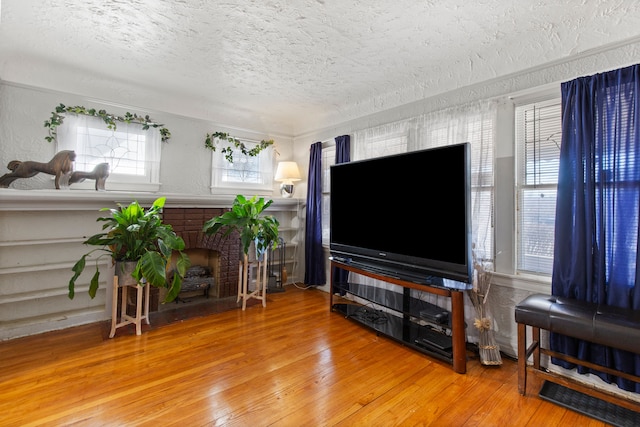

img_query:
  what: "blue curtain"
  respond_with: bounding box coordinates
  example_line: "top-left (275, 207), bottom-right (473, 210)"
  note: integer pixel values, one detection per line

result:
top-left (332, 135), bottom-right (351, 293)
top-left (304, 142), bottom-right (325, 285)
top-left (552, 64), bottom-right (640, 392)
top-left (335, 135), bottom-right (351, 164)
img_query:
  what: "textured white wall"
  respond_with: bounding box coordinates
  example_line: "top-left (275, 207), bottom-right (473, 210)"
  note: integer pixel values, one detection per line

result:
top-left (0, 83), bottom-right (294, 194)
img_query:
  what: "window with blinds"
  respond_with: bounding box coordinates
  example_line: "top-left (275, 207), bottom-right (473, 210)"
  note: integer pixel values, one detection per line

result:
top-left (340, 108), bottom-right (495, 271)
top-left (321, 142), bottom-right (336, 246)
top-left (322, 129), bottom-right (409, 246)
top-left (469, 137), bottom-right (494, 265)
top-left (360, 133), bottom-right (408, 159)
top-left (421, 110), bottom-right (495, 265)
top-left (516, 99), bottom-right (562, 274)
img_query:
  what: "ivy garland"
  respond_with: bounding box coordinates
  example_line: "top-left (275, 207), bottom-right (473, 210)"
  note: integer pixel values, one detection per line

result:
top-left (44, 103), bottom-right (171, 143)
top-left (204, 131), bottom-right (275, 163)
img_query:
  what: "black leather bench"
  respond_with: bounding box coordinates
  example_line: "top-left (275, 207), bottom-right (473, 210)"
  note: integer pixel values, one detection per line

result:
top-left (515, 293), bottom-right (640, 411)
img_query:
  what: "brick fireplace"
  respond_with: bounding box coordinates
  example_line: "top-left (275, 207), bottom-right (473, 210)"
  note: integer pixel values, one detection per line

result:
top-left (163, 207), bottom-right (240, 299)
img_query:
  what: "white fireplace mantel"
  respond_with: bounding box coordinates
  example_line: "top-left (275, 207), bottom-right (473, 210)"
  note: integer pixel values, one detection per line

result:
top-left (0, 189), bottom-right (301, 211)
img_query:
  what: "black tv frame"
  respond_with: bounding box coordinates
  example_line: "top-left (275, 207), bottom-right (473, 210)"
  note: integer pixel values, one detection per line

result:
top-left (329, 142), bottom-right (473, 286)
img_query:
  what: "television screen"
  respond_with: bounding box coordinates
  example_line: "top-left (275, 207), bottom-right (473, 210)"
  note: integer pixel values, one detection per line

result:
top-left (330, 142), bottom-right (472, 285)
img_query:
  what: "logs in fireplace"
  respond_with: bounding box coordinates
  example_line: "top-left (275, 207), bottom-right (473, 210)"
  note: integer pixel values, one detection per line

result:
top-left (173, 265), bottom-right (214, 302)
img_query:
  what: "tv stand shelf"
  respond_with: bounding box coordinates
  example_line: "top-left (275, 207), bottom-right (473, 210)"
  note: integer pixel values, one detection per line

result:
top-left (330, 259), bottom-right (467, 374)
top-left (333, 282), bottom-right (451, 326)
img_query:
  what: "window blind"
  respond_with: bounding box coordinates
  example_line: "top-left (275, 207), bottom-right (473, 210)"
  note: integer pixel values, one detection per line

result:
top-left (516, 99), bottom-right (562, 274)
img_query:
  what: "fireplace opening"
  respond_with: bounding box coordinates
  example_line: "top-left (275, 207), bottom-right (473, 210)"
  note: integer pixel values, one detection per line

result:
top-left (155, 207), bottom-right (243, 313)
top-left (157, 248), bottom-right (221, 310)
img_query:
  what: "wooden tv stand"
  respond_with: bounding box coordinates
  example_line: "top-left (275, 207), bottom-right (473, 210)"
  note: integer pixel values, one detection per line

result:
top-left (330, 259), bottom-right (467, 374)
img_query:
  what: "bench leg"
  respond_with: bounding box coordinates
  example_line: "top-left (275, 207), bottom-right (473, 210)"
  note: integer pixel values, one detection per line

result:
top-left (517, 323), bottom-right (543, 396)
top-left (517, 322), bottom-right (527, 395)
top-left (532, 326), bottom-right (541, 370)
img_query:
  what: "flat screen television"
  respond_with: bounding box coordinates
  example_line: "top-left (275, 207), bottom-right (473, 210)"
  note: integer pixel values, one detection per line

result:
top-left (330, 142), bottom-right (473, 286)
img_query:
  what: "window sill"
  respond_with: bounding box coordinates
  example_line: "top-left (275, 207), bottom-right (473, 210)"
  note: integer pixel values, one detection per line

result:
top-left (68, 180), bottom-right (160, 193)
top-left (492, 271), bottom-right (552, 293)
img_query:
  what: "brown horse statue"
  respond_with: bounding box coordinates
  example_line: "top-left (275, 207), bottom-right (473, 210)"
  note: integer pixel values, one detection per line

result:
top-left (0, 150), bottom-right (76, 189)
top-left (69, 163), bottom-right (110, 191)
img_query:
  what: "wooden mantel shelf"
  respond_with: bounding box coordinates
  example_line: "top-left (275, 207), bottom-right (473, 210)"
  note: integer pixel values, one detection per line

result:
top-left (0, 189), bottom-right (301, 211)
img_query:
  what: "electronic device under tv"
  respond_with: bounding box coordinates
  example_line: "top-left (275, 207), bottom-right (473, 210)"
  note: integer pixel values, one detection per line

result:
top-left (329, 142), bottom-right (473, 287)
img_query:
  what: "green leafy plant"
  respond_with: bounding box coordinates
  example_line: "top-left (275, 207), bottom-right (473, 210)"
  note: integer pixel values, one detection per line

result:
top-left (204, 131), bottom-right (275, 163)
top-left (202, 195), bottom-right (280, 257)
top-left (44, 103), bottom-right (171, 143)
top-left (68, 197), bottom-right (190, 302)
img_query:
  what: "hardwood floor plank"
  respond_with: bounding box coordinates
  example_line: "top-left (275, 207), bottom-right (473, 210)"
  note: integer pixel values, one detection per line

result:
top-left (0, 285), bottom-right (609, 426)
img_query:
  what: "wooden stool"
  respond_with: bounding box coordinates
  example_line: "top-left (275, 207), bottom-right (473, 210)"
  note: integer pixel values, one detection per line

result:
top-left (109, 275), bottom-right (150, 338)
top-left (237, 251), bottom-right (268, 310)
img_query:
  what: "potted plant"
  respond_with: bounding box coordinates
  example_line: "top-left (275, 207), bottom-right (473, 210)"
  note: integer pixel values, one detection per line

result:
top-left (68, 196), bottom-right (191, 303)
top-left (202, 195), bottom-right (280, 259)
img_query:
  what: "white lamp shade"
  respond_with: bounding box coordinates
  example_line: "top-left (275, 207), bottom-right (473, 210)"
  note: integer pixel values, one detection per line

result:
top-left (274, 161), bottom-right (302, 184)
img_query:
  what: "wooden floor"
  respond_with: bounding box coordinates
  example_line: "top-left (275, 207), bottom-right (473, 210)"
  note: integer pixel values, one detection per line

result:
top-left (0, 285), bottom-right (609, 427)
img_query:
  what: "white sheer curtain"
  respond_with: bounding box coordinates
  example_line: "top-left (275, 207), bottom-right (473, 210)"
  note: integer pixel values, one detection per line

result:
top-left (350, 118), bottom-right (416, 293)
top-left (352, 118), bottom-right (417, 161)
top-left (417, 101), bottom-right (496, 267)
top-left (418, 101), bottom-right (499, 359)
top-left (351, 102), bottom-right (496, 266)
top-left (348, 101), bottom-right (497, 309)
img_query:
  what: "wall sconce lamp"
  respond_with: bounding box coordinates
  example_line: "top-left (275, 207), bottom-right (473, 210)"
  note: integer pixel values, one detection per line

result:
top-left (274, 161), bottom-right (301, 198)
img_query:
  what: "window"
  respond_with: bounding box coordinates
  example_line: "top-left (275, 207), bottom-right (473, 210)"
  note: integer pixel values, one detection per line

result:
top-left (515, 99), bottom-right (562, 275)
top-left (323, 104), bottom-right (495, 278)
top-left (322, 124), bottom-right (411, 246)
top-left (321, 142), bottom-right (336, 246)
top-left (353, 120), bottom-right (412, 161)
top-left (56, 114), bottom-right (161, 192)
top-left (357, 132), bottom-right (408, 159)
top-left (210, 139), bottom-right (274, 193)
top-left (419, 104), bottom-right (496, 266)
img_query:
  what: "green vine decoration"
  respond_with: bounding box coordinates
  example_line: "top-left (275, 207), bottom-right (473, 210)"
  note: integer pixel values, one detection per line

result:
top-left (204, 131), bottom-right (275, 163)
top-left (44, 104), bottom-right (171, 143)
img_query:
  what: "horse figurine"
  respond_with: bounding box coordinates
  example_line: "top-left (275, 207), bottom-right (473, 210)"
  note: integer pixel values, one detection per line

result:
top-left (0, 150), bottom-right (76, 189)
top-left (69, 163), bottom-right (110, 191)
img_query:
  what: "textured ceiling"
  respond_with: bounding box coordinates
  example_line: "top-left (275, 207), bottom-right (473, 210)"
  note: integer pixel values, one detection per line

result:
top-left (1, 0), bottom-right (640, 136)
